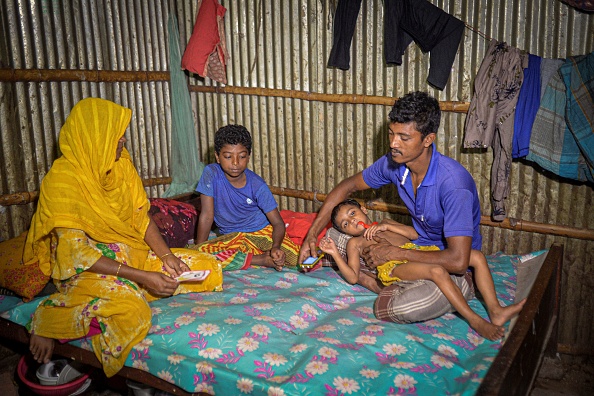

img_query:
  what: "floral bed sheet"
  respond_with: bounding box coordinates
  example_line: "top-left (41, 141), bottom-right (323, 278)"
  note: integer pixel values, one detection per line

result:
top-left (0, 250), bottom-right (545, 396)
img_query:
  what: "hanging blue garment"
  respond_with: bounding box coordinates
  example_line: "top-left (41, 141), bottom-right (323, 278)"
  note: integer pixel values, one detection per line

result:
top-left (512, 54), bottom-right (542, 159)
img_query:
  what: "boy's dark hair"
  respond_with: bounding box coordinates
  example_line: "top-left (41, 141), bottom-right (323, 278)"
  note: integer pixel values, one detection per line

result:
top-left (388, 91), bottom-right (441, 138)
top-left (331, 198), bottom-right (363, 231)
top-left (214, 124), bottom-right (252, 154)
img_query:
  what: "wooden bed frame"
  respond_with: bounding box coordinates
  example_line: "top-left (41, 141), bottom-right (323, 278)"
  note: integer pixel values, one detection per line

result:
top-left (0, 244), bottom-right (563, 396)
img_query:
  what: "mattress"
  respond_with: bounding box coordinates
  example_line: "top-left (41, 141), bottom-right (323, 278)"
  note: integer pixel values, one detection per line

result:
top-left (0, 250), bottom-right (546, 395)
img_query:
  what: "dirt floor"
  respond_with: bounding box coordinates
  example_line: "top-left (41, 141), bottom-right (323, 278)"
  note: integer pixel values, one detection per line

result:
top-left (1, 341), bottom-right (592, 395)
top-left (530, 354), bottom-right (594, 396)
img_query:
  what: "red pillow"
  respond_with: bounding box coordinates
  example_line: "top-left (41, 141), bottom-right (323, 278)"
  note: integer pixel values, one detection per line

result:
top-left (280, 210), bottom-right (330, 246)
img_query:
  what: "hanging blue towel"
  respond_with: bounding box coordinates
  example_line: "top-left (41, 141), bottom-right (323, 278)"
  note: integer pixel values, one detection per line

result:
top-left (560, 52), bottom-right (594, 181)
top-left (527, 52), bottom-right (594, 182)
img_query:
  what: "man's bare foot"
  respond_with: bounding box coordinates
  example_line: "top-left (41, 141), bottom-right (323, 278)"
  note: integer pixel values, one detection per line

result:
top-left (469, 318), bottom-right (506, 341)
top-left (489, 298), bottom-right (526, 326)
top-left (30, 334), bottom-right (54, 364)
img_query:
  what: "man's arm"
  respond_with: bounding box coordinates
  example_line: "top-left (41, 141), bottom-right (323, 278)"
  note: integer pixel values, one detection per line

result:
top-left (362, 235), bottom-right (472, 275)
top-left (298, 172), bottom-right (371, 263)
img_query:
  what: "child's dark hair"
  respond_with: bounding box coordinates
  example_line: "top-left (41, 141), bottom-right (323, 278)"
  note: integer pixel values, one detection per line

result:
top-left (331, 198), bottom-right (363, 231)
top-left (388, 91), bottom-right (441, 138)
top-left (214, 124), bottom-right (252, 154)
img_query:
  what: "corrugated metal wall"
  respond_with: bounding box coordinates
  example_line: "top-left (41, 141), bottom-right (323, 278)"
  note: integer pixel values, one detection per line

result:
top-left (1, 0), bottom-right (593, 353)
top-left (0, 0), bottom-right (176, 237)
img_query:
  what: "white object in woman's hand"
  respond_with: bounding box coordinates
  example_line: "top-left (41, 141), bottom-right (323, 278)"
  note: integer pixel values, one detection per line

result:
top-left (175, 270), bottom-right (211, 282)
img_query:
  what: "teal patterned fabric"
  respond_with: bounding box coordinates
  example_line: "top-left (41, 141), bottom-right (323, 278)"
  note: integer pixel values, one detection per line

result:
top-left (1, 251), bottom-right (545, 395)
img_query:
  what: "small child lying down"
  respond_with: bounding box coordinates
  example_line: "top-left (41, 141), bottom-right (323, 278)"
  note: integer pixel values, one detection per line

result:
top-left (319, 199), bottom-right (525, 341)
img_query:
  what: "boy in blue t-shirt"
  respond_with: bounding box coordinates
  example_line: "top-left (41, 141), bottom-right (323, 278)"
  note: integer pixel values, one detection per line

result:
top-left (194, 124), bottom-right (299, 271)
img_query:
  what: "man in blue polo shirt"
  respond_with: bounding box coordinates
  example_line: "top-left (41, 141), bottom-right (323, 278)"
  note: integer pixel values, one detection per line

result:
top-left (300, 91), bottom-right (481, 323)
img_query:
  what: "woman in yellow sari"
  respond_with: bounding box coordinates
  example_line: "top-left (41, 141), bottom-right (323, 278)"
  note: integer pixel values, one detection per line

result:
top-left (25, 98), bottom-right (222, 377)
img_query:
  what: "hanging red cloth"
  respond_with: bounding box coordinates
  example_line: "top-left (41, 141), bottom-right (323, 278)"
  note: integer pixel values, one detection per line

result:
top-left (181, 0), bottom-right (228, 84)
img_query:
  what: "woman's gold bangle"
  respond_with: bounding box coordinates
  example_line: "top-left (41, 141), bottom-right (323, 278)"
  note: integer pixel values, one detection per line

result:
top-left (160, 252), bottom-right (174, 261)
top-left (115, 263), bottom-right (122, 277)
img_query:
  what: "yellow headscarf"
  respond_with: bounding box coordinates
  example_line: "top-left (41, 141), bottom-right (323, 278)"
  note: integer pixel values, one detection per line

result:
top-left (24, 98), bottom-right (151, 275)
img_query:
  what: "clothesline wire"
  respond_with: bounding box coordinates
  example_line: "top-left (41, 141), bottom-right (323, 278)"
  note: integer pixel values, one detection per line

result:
top-left (465, 23), bottom-right (494, 42)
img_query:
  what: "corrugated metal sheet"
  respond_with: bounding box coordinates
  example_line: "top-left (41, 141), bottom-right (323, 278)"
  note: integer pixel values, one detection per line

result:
top-left (0, 0), bottom-right (175, 241)
top-left (0, 0), bottom-right (593, 352)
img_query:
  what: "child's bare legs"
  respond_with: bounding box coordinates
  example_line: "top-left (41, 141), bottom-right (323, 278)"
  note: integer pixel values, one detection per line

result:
top-left (393, 262), bottom-right (505, 340)
top-left (469, 250), bottom-right (526, 326)
top-left (30, 334), bottom-right (54, 364)
top-left (358, 271), bottom-right (383, 293)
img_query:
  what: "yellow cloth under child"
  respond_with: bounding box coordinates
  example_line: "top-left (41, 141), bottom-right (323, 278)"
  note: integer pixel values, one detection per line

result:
top-left (376, 243), bottom-right (441, 286)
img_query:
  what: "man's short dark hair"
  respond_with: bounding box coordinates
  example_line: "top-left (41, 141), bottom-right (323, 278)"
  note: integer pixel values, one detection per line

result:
top-left (388, 91), bottom-right (441, 138)
top-left (331, 198), bottom-right (363, 231)
top-left (214, 124), bottom-right (252, 154)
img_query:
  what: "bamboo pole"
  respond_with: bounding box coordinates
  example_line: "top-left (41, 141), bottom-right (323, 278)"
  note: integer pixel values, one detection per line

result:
top-left (367, 200), bottom-right (594, 241)
top-left (142, 177), bottom-right (173, 187)
top-left (2, 182), bottom-right (594, 240)
top-left (188, 85), bottom-right (470, 113)
top-left (0, 69), bottom-right (171, 83)
top-left (268, 186), bottom-right (594, 240)
top-left (0, 177), bottom-right (172, 206)
top-left (0, 191), bottom-right (39, 206)
top-left (3, 182), bottom-right (593, 241)
top-left (0, 68), bottom-right (470, 113)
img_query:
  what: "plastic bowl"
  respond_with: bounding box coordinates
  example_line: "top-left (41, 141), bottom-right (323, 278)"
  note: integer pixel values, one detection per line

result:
top-left (36, 359), bottom-right (85, 386)
top-left (17, 355), bottom-right (91, 396)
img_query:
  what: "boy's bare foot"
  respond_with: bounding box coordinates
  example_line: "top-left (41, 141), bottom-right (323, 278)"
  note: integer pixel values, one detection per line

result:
top-left (252, 251), bottom-right (284, 271)
top-left (489, 298), bottom-right (526, 326)
top-left (469, 318), bottom-right (506, 341)
top-left (30, 334), bottom-right (54, 364)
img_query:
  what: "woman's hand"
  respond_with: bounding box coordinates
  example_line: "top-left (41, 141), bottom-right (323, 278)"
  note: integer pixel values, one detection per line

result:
top-left (270, 247), bottom-right (286, 271)
top-left (161, 254), bottom-right (190, 277)
top-left (141, 271), bottom-right (180, 297)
